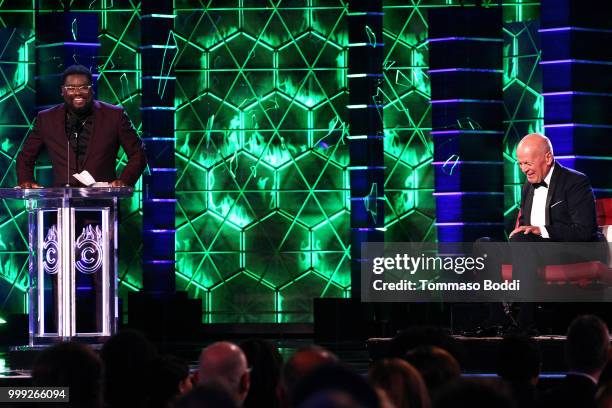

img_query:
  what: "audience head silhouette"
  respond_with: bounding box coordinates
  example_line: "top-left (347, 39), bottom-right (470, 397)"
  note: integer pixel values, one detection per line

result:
top-left (32, 341), bottom-right (103, 408)
top-left (239, 338), bottom-right (283, 408)
top-left (199, 341), bottom-right (251, 404)
top-left (496, 334), bottom-right (541, 384)
top-left (279, 345), bottom-right (339, 408)
top-left (369, 358), bottom-right (431, 408)
top-left (100, 329), bottom-right (158, 408)
top-left (404, 345), bottom-right (460, 398)
top-left (565, 314), bottom-right (610, 379)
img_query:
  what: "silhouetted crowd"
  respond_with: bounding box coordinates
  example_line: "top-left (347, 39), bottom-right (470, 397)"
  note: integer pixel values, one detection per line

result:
top-left (29, 314), bottom-right (612, 408)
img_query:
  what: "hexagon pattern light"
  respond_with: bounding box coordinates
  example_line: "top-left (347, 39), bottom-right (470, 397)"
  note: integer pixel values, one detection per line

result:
top-left (173, 2), bottom-right (350, 323)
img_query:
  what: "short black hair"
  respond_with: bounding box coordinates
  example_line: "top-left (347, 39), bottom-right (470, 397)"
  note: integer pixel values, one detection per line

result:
top-left (566, 315), bottom-right (610, 373)
top-left (496, 334), bottom-right (541, 382)
top-left (62, 64), bottom-right (93, 84)
top-left (434, 378), bottom-right (514, 408)
top-left (32, 341), bottom-right (103, 408)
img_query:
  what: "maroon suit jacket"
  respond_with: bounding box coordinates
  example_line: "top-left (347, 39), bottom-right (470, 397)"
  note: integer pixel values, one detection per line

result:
top-left (16, 100), bottom-right (147, 187)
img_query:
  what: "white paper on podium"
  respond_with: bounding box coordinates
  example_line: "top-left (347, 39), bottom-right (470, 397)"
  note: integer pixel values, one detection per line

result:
top-left (73, 170), bottom-right (111, 187)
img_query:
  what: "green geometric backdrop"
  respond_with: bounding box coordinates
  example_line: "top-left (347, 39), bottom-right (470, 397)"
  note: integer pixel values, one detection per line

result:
top-left (0, 1), bottom-right (542, 325)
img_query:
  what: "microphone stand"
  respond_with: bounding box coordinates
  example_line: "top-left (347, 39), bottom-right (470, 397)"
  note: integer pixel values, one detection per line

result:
top-left (67, 118), bottom-right (84, 187)
top-left (66, 137), bottom-right (71, 188)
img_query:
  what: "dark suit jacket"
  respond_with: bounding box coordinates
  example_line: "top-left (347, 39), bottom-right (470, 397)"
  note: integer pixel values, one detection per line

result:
top-left (539, 373), bottom-right (597, 408)
top-left (16, 101), bottom-right (147, 187)
top-left (519, 162), bottom-right (601, 242)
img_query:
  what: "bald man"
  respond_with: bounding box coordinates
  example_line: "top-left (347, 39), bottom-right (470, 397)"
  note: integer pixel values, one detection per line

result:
top-left (510, 133), bottom-right (601, 242)
top-left (278, 346), bottom-right (338, 408)
top-left (508, 133), bottom-right (605, 332)
top-left (199, 342), bottom-right (250, 405)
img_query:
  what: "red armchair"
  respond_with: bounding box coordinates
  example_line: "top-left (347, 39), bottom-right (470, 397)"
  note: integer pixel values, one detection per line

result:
top-left (501, 198), bottom-right (612, 286)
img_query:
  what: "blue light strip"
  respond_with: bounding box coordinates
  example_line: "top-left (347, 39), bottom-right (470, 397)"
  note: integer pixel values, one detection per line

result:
top-left (36, 42), bottom-right (101, 48)
top-left (428, 36), bottom-right (503, 43)
top-left (431, 130), bottom-right (503, 135)
top-left (142, 75), bottom-right (177, 80)
top-left (435, 222), bottom-right (505, 226)
top-left (431, 161), bottom-right (503, 165)
top-left (544, 123), bottom-right (612, 129)
top-left (540, 59), bottom-right (612, 66)
top-left (539, 26), bottom-right (612, 34)
top-left (428, 68), bottom-right (503, 74)
top-left (556, 155), bottom-right (612, 161)
top-left (430, 99), bottom-right (503, 104)
top-left (347, 73), bottom-right (384, 78)
top-left (348, 166), bottom-right (386, 170)
top-left (145, 198), bottom-right (177, 203)
top-left (433, 192), bottom-right (504, 196)
top-left (542, 91), bottom-right (612, 97)
top-left (140, 106), bottom-right (175, 111)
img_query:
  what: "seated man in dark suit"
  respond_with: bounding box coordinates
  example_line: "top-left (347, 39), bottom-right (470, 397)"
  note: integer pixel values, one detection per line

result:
top-left (471, 133), bottom-right (606, 335)
top-left (540, 315), bottom-right (610, 408)
top-left (508, 133), bottom-right (606, 331)
top-left (16, 64), bottom-right (147, 188)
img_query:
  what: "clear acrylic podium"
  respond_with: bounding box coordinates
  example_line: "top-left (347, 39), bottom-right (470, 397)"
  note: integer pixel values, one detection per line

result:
top-left (0, 187), bottom-right (133, 345)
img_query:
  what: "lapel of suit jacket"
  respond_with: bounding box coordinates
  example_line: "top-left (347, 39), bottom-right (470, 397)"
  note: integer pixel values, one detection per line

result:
top-left (523, 183), bottom-right (534, 226)
top-left (544, 162), bottom-right (562, 226)
top-left (81, 100), bottom-right (101, 167)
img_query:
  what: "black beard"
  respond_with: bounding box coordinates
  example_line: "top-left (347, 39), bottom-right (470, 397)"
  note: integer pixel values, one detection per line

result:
top-left (66, 99), bottom-right (93, 116)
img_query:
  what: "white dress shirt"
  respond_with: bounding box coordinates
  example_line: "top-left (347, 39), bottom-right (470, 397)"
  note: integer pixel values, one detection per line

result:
top-left (530, 164), bottom-right (554, 239)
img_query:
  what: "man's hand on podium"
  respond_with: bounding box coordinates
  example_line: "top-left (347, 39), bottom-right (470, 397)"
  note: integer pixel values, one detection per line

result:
top-left (17, 181), bottom-right (43, 189)
top-left (110, 179), bottom-right (127, 187)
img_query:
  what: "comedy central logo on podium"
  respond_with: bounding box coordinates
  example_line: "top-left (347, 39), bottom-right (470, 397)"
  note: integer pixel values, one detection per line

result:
top-left (75, 225), bottom-right (103, 275)
top-left (43, 225), bottom-right (59, 275)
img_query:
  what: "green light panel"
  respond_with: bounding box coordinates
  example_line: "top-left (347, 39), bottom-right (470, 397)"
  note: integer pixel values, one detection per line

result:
top-left (382, 2), bottom-right (435, 242)
top-left (0, 5), bottom-right (36, 317)
top-left (173, 1), bottom-right (350, 323)
top-left (502, 20), bottom-right (543, 232)
top-left (381, 1), bottom-right (542, 243)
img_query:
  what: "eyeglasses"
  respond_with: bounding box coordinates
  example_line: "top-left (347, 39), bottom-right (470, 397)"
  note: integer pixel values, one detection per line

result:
top-left (63, 85), bottom-right (92, 93)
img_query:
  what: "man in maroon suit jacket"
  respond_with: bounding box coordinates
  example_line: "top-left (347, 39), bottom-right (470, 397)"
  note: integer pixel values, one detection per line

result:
top-left (16, 65), bottom-right (146, 188)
